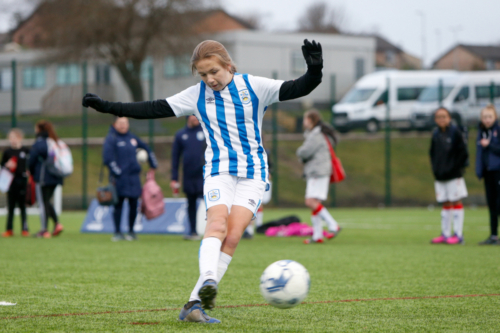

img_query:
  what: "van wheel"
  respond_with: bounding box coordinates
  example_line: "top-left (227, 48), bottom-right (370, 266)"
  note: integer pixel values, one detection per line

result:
top-left (366, 119), bottom-right (379, 133)
top-left (451, 113), bottom-right (462, 126)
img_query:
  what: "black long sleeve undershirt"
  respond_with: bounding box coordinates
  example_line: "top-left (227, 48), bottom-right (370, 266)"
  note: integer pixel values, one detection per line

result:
top-left (98, 64), bottom-right (322, 119)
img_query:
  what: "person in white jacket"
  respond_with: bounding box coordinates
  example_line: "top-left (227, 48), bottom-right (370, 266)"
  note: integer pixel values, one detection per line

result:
top-left (297, 109), bottom-right (341, 244)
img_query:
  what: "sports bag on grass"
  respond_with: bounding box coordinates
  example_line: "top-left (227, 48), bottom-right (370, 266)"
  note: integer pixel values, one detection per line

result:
top-left (45, 138), bottom-right (73, 177)
top-left (96, 165), bottom-right (118, 206)
top-left (25, 175), bottom-right (36, 206)
top-left (141, 170), bottom-right (164, 220)
top-left (324, 135), bottom-right (346, 184)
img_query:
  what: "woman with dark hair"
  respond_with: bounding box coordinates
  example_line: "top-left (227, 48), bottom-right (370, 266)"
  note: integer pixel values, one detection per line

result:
top-left (28, 120), bottom-right (64, 238)
top-left (297, 109), bottom-right (341, 244)
top-left (103, 117), bottom-right (157, 242)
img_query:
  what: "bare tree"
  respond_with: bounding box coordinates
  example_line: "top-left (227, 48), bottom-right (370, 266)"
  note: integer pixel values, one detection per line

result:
top-left (35, 0), bottom-right (210, 102)
top-left (298, 1), bottom-right (347, 34)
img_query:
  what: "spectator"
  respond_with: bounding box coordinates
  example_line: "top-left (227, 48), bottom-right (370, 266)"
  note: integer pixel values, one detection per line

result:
top-left (1, 129), bottom-right (30, 237)
top-left (103, 117), bottom-right (157, 242)
top-left (476, 105), bottom-right (500, 245)
top-left (297, 109), bottom-right (340, 244)
top-left (29, 120), bottom-right (64, 238)
top-left (429, 107), bottom-right (469, 245)
top-left (171, 115), bottom-right (206, 240)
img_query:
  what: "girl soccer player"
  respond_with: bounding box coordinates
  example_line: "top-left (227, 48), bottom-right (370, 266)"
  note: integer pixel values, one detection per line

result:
top-left (429, 108), bottom-right (468, 245)
top-left (297, 109), bottom-right (340, 244)
top-left (475, 105), bottom-right (500, 245)
top-left (83, 39), bottom-right (323, 323)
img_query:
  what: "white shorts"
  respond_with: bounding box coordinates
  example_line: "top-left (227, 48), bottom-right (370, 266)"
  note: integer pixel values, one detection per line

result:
top-left (204, 174), bottom-right (266, 216)
top-left (305, 176), bottom-right (330, 201)
top-left (434, 177), bottom-right (468, 203)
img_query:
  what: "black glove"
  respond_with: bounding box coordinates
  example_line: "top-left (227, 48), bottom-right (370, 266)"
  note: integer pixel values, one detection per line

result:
top-left (301, 39), bottom-right (323, 68)
top-left (82, 93), bottom-right (106, 112)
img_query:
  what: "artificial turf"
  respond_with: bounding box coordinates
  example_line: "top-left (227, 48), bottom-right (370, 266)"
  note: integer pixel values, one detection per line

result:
top-left (1, 208), bottom-right (499, 332)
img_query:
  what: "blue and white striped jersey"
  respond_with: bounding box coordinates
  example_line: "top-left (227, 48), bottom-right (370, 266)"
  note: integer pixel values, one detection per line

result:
top-left (166, 73), bottom-right (283, 183)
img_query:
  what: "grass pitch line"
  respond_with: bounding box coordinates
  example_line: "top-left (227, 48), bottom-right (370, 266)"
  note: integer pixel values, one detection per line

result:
top-left (2, 294), bottom-right (499, 321)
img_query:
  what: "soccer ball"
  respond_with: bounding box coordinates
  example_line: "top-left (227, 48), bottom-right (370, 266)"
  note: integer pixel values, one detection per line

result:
top-left (136, 149), bottom-right (148, 163)
top-left (260, 260), bottom-right (310, 309)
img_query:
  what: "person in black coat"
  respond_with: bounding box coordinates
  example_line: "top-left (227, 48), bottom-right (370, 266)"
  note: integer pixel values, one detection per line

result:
top-left (1, 129), bottom-right (30, 237)
top-left (171, 115), bottom-right (205, 240)
top-left (475, 105), bottom-right (500, 245)
top-left (103, 117), bottom-right (157, 241)
top-left (429, 108), bottom-right (468, 245)
top-left (29, 121), bottom-right (64, 238)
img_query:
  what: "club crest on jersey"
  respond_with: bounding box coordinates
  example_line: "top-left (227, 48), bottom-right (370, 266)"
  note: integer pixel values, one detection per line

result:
top-left (208, 189), bottom-right (220, 201)
top-left (239, 89), bottom-right (251, 104)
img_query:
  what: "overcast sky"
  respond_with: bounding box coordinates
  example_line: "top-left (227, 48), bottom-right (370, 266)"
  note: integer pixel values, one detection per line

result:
top-left (219, 0), bottom-right (500, 67)
top-left (1, 0), bottom-right (499, 67)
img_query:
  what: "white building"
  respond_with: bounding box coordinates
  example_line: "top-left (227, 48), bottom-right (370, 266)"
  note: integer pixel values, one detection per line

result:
top-left (0, 31), bottom-right (375, 116)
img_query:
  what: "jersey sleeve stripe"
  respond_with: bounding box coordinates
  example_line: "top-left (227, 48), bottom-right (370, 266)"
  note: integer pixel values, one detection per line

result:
top-left (213, 90), bottom-right (239, 175)
top-left (228, 80), bottom-right (255, 179)
top-left (243, 74), bottom-right (267, 182)
top-left (197, 81), bottom-right (220, 176)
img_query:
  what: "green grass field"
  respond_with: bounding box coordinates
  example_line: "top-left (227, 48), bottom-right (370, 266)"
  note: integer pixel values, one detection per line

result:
top-left (1, 208), bottom-right (500, 332)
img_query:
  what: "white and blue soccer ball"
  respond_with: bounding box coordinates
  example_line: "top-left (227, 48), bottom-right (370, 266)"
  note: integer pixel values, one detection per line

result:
top-left (260, 260), bottom-right (310, 309)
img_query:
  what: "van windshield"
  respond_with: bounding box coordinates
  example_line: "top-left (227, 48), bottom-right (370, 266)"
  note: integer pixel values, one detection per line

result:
top-left (418, 86), bottom-right (454, 102)
top-left (341, 88), bottom-right (376, 103)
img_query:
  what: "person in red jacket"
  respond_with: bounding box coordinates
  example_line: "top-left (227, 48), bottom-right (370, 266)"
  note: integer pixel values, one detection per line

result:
top-left (1, 129), bottom-right (30, 237)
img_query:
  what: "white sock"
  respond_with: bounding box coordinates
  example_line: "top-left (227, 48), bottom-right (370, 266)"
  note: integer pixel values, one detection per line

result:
top-left (318, 206), bottom-right (339, 232)
top-left (199, 237), bottom-right (221, 282)
top-left (255, 210), bottom-right (263, 227)
top-left (311, 214), bottom-right (323, 241)
top-left (245, 223), bottom-right (254, 236)
top-left (189, 252), bottom-right (232, 302)
top-left (441, 207), bottom-right (452, 237)
top-left (453, 206), bottom-right (464, 238)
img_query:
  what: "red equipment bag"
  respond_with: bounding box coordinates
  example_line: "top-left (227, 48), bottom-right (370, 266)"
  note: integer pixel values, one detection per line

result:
top-left (26, 175), bottom-right (37, 206)
top-left (324, 135), bottom-right (346, 184)
top-left (141, 170), bottom-right (165, 220)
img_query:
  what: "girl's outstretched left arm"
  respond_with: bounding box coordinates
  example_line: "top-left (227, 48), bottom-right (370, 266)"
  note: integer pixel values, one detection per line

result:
top-left (279, 39), bottom-right (323, 101)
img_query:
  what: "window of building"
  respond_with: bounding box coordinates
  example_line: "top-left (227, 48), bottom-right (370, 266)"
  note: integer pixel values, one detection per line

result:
top-left (397, 87), bottom-right (424, 101)
top-left (291, 51), bottom-right (306, 75)
top-left (23, 66), bottom-right (45, 89)
top-left (57, 64), bottom-right (80, 85)
top-left (141, 57), bottom-right (153, 80)
top-left (486, 59), bottom-right (495, 71)
top-left (0, 68), bottom-right (12, 91)
top-left (164, 55), bottom-right (191, 78)
top-left (355, 58), bottom-right (365, 80)
top-left (385, 50), bottom-right (396, 65)
top-left (95, 64), bottom-right (111, 85)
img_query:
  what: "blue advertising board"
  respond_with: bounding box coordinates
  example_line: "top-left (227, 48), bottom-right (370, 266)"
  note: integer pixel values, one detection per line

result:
top-left (80, 198), bottom-right (202, 234)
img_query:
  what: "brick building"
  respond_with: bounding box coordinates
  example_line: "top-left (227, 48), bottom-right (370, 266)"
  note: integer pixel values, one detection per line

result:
top-left (433, 44), bottom-right (500, 71)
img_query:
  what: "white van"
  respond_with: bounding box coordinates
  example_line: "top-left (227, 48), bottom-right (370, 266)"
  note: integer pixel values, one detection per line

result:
top-left (332, 70), bottom-right (457, 132)
top-left (411, 71), bottom-right (500, 129)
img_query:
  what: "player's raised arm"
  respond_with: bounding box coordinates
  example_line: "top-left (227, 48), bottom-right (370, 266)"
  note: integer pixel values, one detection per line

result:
top-left (278, 39), bottom-right (323, 102)
top-left (82, 93), bottom-right (176, 119)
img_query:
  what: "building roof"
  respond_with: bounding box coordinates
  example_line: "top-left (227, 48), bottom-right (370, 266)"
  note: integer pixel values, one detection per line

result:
top-left (460, 44), bottom-right (500, 61)
top-left (432, 43), bottom-right (500, 67)
top-left (374, 35), bottom-right (402, 53)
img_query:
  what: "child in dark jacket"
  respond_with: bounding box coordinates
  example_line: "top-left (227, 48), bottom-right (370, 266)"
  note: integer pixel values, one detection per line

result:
top-left (429, 108), bottom-right (469, 245)
top-left (475, 105), bottom-right (500, 245)
top-left (1, 129), bottom-right (30, 237)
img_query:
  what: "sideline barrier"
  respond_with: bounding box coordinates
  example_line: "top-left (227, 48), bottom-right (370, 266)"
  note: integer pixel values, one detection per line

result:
top-left (80, 198), bottom-right (206, 234)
